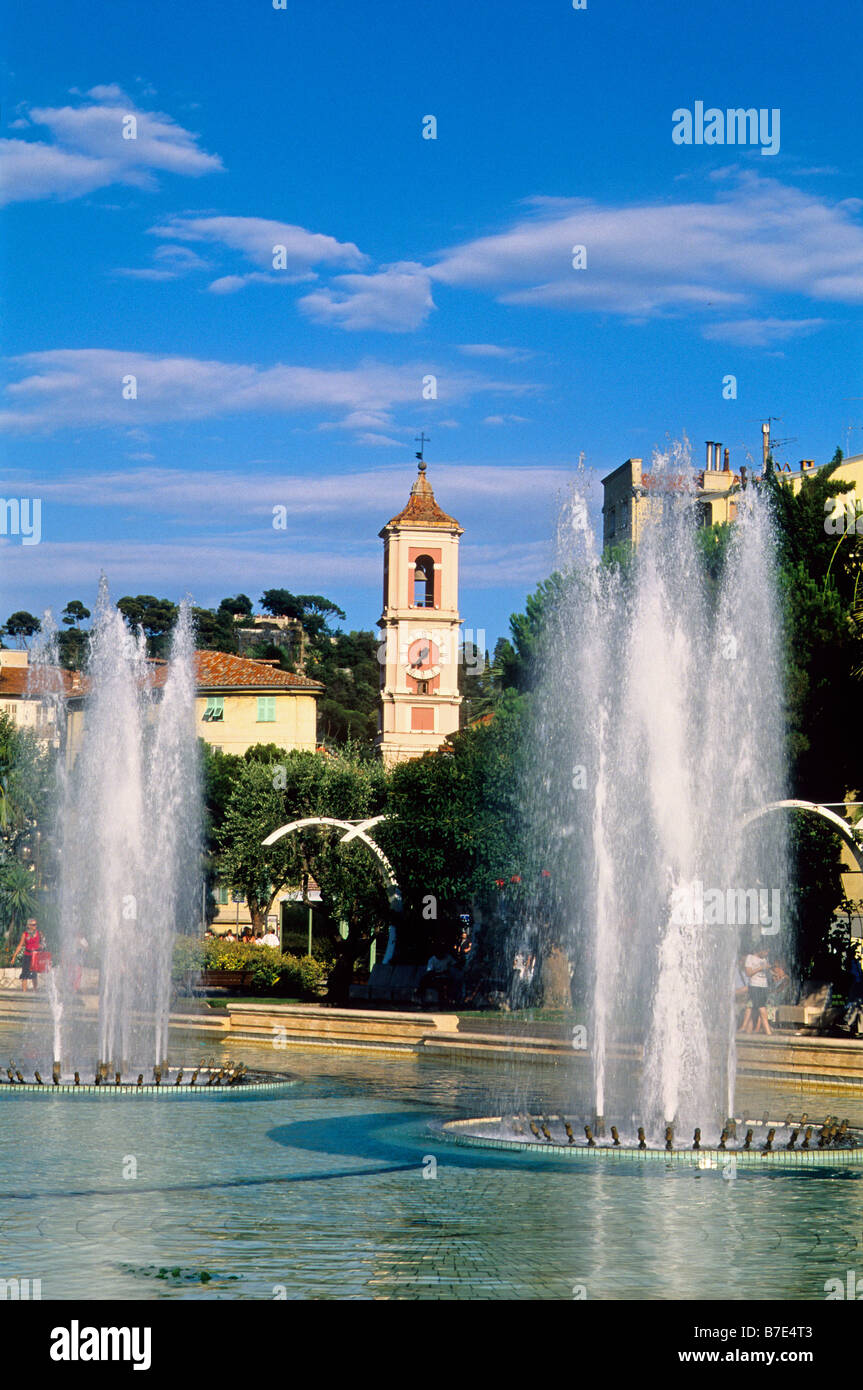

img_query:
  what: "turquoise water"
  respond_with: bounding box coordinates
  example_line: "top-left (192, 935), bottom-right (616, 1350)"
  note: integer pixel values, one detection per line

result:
top-left (1, 1028), bottom-right (861, 1300)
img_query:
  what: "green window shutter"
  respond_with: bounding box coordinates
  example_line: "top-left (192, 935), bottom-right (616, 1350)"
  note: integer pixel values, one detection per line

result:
top-left (203, 696), bottom-right (224, 722)
top-left (257, 696), bottom-right (276, 722)
top-left (217, 884), bottom-right (229, 905)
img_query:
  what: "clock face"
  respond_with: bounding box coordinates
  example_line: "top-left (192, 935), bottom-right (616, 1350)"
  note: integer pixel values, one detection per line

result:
top-left (406, 637), bottom-right (440, 677)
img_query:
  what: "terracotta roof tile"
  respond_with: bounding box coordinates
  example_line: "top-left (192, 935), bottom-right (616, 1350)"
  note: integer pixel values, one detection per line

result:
top-left (192, 649), bottom-right (322, 691)
top-left (3, 650), bottom-right (322, 700)
top-left (0, 664), bottom-right (80, 698)
top-left (381, 463), bottom-right (462, 534)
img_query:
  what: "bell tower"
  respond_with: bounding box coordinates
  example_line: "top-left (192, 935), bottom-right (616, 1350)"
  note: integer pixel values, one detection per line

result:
top-left (377, 449), bottom-right (463, 766)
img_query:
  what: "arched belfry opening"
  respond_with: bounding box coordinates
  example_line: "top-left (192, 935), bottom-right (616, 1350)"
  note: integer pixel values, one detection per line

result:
top-left (413, 555), bottom-right (435, 609)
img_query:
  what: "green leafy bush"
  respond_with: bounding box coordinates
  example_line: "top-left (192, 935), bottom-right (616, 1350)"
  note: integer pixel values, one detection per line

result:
top-left (171, 936), bottom-right (328, 998)
top-left (297, 954), bottom-right (328, 995)
top-left (172, 935), bottom-right (206, 987)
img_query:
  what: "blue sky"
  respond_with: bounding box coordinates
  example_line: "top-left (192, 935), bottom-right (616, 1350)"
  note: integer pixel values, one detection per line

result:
top-left (1, 0), bottom-right (861, 648)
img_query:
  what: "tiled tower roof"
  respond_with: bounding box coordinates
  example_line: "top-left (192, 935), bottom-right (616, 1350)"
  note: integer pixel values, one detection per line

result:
top-left (380, 461), bottom-right (463, 534)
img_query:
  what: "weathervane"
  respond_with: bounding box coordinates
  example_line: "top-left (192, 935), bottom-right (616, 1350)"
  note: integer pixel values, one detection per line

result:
top-left (415, 431), bottom-right (430, 471)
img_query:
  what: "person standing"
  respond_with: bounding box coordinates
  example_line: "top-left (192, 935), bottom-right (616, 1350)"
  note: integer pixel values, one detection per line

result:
top-left (742, 948), bottom-right (771, 1035)
top-left (11, 919), bottom-right (42, 993)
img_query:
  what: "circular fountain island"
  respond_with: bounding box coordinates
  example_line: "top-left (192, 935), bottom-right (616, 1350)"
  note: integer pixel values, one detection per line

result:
top-left (0, 1061), bottom-right (295, 1099)
top-left (441, 1115), bottom-right (863, 1169)
top-left (441, 459), bottom-right (863, 1175)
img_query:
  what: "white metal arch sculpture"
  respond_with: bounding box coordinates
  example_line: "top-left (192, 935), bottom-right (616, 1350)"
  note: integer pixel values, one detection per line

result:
top-left (743, 799), bottom-right (863, 877)
top-left (261, 815), bottom-right (402, 912)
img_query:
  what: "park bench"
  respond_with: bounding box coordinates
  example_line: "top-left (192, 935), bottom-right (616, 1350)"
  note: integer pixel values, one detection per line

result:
top-left (198, 969), bottom-right (254, 994)
top-left (774, 980), bottom-right (833, 1030)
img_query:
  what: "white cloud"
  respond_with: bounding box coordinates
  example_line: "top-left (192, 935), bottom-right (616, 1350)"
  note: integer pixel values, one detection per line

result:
top-left (701, 317), bottom-right (826, 346)
top-left (115, 243), bottom-right (210, 281)
top-left (483, 413), bottom-right (530, 426)
top-left (458, 343), bottom-right (533, 361)
top-left (152, 215), bottom-right (365, 272)
top-left (0, 87), bottom-right (222, 205)
top-left (356, 432), bottom-right (403, 447)
top-left (299, 262), bottom-right (434, 331)
top-left (430, 174), bottom-right (863, 329)
top-left (207, 270), bottom-right (315, 294)
top-left (0, 349), bottom-right (527, 433)
top-left (0, 536), bottom-right (383, 600)
top-left (2, 462), bottom-right (569, 611)
top-left (21, 461), bottom-right (575, 521)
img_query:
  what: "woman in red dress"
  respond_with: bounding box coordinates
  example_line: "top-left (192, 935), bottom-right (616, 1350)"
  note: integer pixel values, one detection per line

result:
top-left (11, 919), bottom-right (41, 992)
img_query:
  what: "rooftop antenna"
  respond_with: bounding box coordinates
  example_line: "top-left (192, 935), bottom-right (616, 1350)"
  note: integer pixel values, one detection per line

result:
top-left (843, 400), bottom-right (863, 457)
top-left (748, 417), bottom-right (784, 471)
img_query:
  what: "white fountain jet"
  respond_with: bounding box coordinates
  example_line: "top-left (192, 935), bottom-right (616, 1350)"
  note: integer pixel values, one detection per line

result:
top-left (54, 579), bottom-right (201, 1071)
top-left (530, 442), bottom-right (789, 1137)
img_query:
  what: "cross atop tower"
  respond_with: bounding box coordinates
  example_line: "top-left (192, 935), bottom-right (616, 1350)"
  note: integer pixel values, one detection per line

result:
top-left (415, 432), bottom-right (430, 470)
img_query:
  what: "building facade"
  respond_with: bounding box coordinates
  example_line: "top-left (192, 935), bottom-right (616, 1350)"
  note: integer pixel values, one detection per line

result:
top-left (0, 650), bottom-right (77, 748)
top-left (377, 458), bottom-right (463, 766)
top-left (64, 648), bottom-right (322, 764)
top-left (601, 443), bottom-right (740, 549)
top-left (191, 650), bottom-right (321, 757)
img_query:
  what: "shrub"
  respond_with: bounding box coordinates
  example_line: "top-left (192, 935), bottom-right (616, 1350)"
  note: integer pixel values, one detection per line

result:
top-left (172, 935), bottom-right (206, 987)
top-left (172, 936), bottom-right (329, 998)
top-left (297, 955), bottom-right (328, 995)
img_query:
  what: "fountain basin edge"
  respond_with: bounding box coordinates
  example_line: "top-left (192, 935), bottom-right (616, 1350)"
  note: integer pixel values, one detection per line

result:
top-left (440, 1118), bottom-right (863, 1168)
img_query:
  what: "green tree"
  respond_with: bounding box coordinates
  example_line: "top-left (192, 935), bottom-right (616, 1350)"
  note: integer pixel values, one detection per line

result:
top-left (192, 606), bottom-right (239, 654)
top-left (218, 594), bottom-right (253, 619)
top-left (116, 595), bottom-right (178, 657)
top-left (0, 713), bottom-right (49, 856)
top-left (216, 748), bottom-right (390, 998)
top-left (780, 563), bottom-right (862, 799)
top-left (495, 574), bottom-right (571, 692)
top-left (3, 612), bottom-right (41, 648)
top-left (382, 695), bottom-right (528, 960)
top-left (311, 630), bottom-right (379, 745)
top-left (61, 600), bottom-right (90, 628)
top-left (260, 588), bottom-right (302, 620)
top-left (0, 859), bottom-right (38, 941)
top-left (762, 448), bottom-right (860, 597)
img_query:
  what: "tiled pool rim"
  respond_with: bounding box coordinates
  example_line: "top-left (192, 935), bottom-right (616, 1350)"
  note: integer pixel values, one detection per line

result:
top-left (440, 1116), bottom-right (863, 1168)
top-left (0, 1078), bottom-right (296, 1100)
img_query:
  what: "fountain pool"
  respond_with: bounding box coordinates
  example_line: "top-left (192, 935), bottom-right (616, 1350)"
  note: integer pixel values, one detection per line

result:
top-left (0, 1030), bottom-right (860, 1301)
